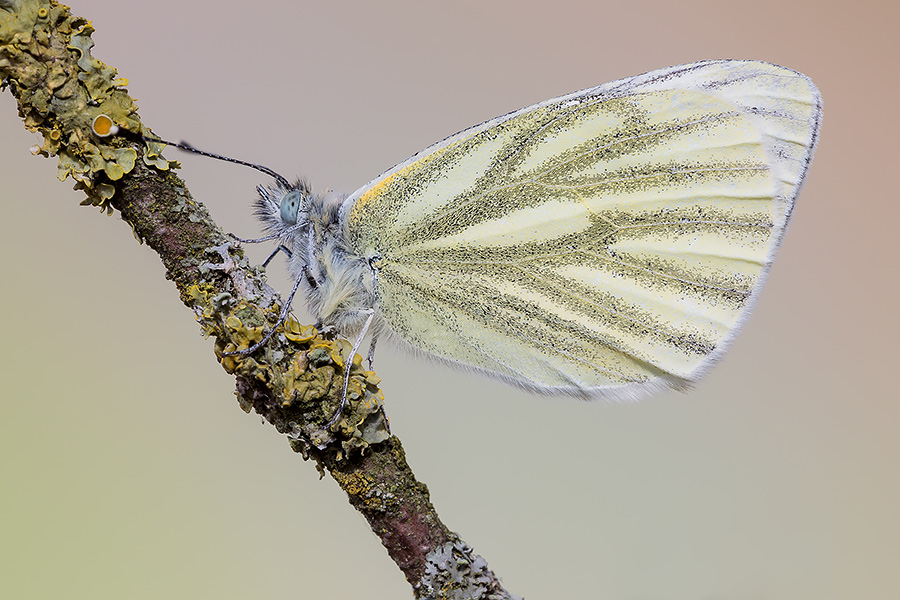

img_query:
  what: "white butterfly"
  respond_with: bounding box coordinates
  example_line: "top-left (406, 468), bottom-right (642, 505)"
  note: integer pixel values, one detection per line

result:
top-left (249, 59), bottom-right (821, 407)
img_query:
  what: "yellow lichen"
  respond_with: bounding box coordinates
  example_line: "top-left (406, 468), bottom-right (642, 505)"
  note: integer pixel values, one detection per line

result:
top-left (91, 114), bottom-right (119, 138)
top-left (283, 316), bottom-right (315, 343)
top-left (2, 2), bottom-right (391, 457)
top-left (223, 307), bottom-right (265, 349)
top-left (0, 1), bottom-right (177, 212)
top-left (328, 339), bottom-right (352, 368)
top-left (333, 471), bottom-right (374, 497)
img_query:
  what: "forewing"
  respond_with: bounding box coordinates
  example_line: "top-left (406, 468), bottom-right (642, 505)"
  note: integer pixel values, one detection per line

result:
top-left (342, 60), bottom-right (821, 399)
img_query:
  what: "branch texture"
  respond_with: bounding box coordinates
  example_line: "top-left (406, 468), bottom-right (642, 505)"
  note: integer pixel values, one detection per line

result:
top-left (0, 1), bottom-right (520, 598)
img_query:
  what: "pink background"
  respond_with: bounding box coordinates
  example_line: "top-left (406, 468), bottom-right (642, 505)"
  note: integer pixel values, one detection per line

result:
top-left (2, 0), bottom-right (897, 598)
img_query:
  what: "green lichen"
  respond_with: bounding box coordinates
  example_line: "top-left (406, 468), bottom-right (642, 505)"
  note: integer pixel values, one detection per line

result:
top-left (186, 243), bottom-right (390, 457)
top-left (2, 1), bottom-right (389, 459)
top-left (0, 0), bottom-right (177, 212)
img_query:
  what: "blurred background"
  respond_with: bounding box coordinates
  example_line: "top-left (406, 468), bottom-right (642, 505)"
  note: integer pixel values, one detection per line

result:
top-left (1, 0), bottom-right (897, 598)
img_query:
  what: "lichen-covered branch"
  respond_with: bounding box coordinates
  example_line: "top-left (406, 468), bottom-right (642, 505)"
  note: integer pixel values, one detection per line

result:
top-left (0, 1), bottom-right (520, 598)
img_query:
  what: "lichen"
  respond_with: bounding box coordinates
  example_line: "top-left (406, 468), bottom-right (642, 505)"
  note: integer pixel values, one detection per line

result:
top-left (188, 243), bottom-right (391, 456)
top-left (0, 0), bottom-right (176, 212)
top-left (2, 0), bottom-right (389, 460)
top-left (419, 540), bottom-right (521, 600)
top-left (337, 469), bottom-right (397, 512)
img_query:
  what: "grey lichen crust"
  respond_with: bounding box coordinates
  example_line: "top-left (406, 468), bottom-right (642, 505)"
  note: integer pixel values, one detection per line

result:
top-left (419, 539), bottom-right (522, 600)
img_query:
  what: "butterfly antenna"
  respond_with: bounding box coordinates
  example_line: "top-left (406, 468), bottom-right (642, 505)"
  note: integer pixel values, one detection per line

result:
top-left (143, 135), bottom-right (292, 189)
top-left (146, 136), bottom-right (356, 429)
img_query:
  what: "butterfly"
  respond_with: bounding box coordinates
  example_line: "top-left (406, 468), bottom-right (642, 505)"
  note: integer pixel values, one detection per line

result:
top-left (200, 59), bottom-right (822, 413)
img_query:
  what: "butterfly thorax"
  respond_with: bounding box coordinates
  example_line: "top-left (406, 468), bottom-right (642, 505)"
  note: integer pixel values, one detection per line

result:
top-left (255, 181), bottom-right (377, 338)
top-left (303, 191), bottom-right (377, 335)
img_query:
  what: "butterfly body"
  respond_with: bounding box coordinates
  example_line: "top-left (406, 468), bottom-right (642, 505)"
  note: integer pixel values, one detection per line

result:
top-left (254, 59), bottom-right (822, 401)
top-left (255, 182), bottom-right (376, 338)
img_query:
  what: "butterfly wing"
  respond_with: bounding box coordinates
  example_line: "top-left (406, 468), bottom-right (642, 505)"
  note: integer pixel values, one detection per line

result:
top-left (341, 60), bottom-right (821, 399)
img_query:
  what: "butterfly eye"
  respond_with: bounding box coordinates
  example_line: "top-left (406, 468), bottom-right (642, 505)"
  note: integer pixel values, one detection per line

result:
top-left (279, 189), bottom-right (303, 225)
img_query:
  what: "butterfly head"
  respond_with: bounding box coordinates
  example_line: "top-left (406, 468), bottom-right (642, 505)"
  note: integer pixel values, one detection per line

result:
top-left (255, 179), bottom-right (315, 235)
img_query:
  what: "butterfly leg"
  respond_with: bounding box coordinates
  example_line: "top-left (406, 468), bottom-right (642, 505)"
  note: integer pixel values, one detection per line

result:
top-left (326, 308), bottom-right (375, 430)
top-left (261, 245), bottom-right (292, 268)
top-left (222, 266), bottom-right (306, 357)
top-left (227, 220), bottom-right (303, 247)
top-left (363, 257), bottom-right (380, 371)
top-left (366, 335), bottom-right (378, 370)
top-left (227, 231), bottom-right (284, 244)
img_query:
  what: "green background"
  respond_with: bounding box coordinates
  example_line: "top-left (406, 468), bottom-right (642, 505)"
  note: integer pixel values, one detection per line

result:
top-left (2, 0), bottom-right (897, 598)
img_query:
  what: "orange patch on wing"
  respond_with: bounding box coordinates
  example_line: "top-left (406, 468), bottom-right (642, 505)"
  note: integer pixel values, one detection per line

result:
top-left (354, 142), bottom-right (457, 209)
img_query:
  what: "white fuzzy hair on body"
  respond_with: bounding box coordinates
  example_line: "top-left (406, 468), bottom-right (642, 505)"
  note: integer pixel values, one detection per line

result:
top-left (254, 180), bottom-right (384, 344)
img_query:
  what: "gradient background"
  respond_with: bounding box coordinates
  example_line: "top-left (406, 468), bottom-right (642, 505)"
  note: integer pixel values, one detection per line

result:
top-left (2, 1), bottom-right (897, 598)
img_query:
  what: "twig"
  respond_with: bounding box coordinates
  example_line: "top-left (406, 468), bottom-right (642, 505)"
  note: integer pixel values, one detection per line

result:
top-left (0, 1), bottom-right (519, 598)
